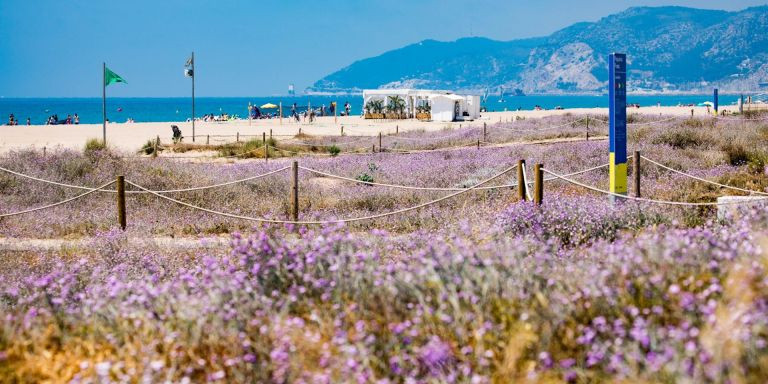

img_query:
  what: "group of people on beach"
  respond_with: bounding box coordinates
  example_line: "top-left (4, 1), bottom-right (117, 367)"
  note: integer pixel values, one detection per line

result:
top-left (288, 101), bottom-right (352, 123)
top-left (200, 113), bottom-right (233, 122)
top-left (6, 114), bottom-right (26, 125)
top-left (45, 114), bottom-right (80, 125)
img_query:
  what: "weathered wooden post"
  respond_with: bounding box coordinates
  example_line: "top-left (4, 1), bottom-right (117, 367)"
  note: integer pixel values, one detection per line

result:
top-left (116, 175), bottom-right (126, 230)
top-left (341, 126), bottom-right (344, 135)
top-left (206, 135), bottom-right (210, 145)
top-left (372, 144), bottom-right (376, 153)
top-left (152, 135), bottom-right (159, 158)
top-left (379, 132), bottom-right (382, 152)
top-left (517, 160), bottom-right (527, 202)
top-left (586, 116), bottom-right (590, 141)
top-left (269, 129), bottom-right (272, 140)
top-left (483, 122), bottom-right (487, 142)
top-left (396, 125), bottom-right (399, 134)
top-left (42, 146), bottom-right (46, 157)
top-left (263, 132), bottom-right (268, 162)
top-left (477, 139), bottom-right (480, 149)
top-left (534, 164), bottom-right (543, 205)
top-left (633, 151), bottom-right (641, 198)
top-left (299, 127), bottom-right (302, 135)
top-left (236, 132), bottom-right (240, 142)
top-left (290, 161), bottom-right (299, 222)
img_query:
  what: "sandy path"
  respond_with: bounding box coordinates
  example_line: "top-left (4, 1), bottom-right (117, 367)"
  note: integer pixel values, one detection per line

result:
top-left (0, 106), bottom-right (730, 154)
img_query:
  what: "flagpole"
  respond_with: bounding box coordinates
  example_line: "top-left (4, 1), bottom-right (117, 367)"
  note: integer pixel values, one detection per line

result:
top-left (102, 62), bottom-right (106, 145)
top-left (192, 51), bottom-right (195, 142)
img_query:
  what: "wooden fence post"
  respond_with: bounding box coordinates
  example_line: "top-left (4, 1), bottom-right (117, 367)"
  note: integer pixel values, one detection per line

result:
top-left (633, 151), bottom-right (641, 198)
top-left (517, 160), bottom-right (527, 202)
top-left (341, 126), bottom-right (344, 135)
top-left (263, 132), bottom-right (268, 163)
top-left (586, 116), bottom-right (590, 141)
top-left (42, 146), bottom-right (46, 157)
top-left (116, 175), bottom-right (126, 230)
top-left (534, 164), bottom-right (543, 205)
top-left (372, 144), bottom-right (375, 153)
top-left (236, 132), bottom-right (240, 142)
top-left (206, 135), bottom-right (210, 145)
top-left (477, 139), bottom-right (480, 149)
top-left (483, 122), bottom-right (487, 142)
top-left (396, 125), bottom-right (399, 134)
top-left (379, 132), bottom-right (382, 152)
top-left (269, 129), bottom-right (272, 140)
top-left (291, 161), bottom-right (299, 222)
top-left (152, 135), bottom-right (159, 158)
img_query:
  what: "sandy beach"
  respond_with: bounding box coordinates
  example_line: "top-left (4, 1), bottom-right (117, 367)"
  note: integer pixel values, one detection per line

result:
top-left (0, 105), bottom-right (740, 154)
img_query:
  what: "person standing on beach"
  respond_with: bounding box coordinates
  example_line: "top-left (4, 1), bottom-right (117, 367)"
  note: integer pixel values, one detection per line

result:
top-left (26, 117), bottom-right (31, 125)
top-left (74, 114), bottom-right (79, 124)
top-left (8, 114), bottom-right (15, 125)
top-left (344, 101), bottom-right (350, 116)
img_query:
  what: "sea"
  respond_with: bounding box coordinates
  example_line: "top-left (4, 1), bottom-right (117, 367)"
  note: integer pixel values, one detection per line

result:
top-left (0, 94), bottom-right (744, 125)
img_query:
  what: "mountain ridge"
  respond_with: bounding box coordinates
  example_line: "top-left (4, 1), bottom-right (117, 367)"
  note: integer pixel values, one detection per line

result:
top-left (308, 6), bottom-right (768, 95)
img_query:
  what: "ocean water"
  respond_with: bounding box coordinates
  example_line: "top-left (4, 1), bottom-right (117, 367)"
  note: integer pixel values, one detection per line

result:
top-left (0, 94), bottom-right (742, 125)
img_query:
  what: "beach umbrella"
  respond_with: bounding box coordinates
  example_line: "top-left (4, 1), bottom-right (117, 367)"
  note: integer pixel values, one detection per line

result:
top-left (697, 101), bottom-right (714, 107)
top-left (260, 103), bottom-right (278, 109)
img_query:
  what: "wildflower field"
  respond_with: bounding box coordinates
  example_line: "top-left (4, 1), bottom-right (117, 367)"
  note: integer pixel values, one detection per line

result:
top-left (2, 114), bottom-right (768, 383)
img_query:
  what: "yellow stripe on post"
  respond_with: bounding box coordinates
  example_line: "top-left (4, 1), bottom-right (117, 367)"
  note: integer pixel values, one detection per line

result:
top-left (609, 152), bottom-right (628, 195)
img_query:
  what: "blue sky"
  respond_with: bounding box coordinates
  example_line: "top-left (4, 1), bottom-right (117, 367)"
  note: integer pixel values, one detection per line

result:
top-left (0, 0), bottom-right (764, 97)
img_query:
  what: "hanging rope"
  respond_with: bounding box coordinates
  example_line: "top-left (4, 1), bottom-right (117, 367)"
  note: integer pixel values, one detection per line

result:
top-left (0, 164), bottom-right (289, 194)
top-left (299, 165), bottom-right (518, 191)
top-left (542, 168), bottom-right (768, 206)
top-left (125, 163), bottom-right (518, 225)
top-left (0, 180), bottom-right (116, 218)
top-left (641, 156), bottom-right (768, 196)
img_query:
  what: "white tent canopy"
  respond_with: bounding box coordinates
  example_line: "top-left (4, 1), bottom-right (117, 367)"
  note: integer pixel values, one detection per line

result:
top-left (362, 89), bottom-right (480, 122)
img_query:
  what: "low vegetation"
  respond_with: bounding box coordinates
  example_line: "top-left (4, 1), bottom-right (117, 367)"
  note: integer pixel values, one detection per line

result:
top-left (2, 114), bottom-right (768, 382)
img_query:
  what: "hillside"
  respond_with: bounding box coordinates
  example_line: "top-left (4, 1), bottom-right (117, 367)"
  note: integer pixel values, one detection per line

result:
top-left (308, 6), bottom-right (768, 94)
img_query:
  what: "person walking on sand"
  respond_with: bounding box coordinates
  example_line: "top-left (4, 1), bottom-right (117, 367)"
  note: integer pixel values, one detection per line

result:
top-left (344, 101), bottom-right (350, 116)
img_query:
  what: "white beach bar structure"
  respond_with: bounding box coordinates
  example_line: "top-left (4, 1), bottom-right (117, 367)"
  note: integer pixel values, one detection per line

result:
top-left (362, 89), bottom-right (480, 122)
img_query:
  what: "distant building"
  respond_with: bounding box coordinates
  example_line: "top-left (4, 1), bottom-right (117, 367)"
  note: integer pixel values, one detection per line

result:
top-left (362, 89), bottom-right (480, 122)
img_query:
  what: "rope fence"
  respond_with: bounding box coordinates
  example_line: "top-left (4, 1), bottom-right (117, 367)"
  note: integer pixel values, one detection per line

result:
top-left (541, 168), bottom-right (768, 207)
top-left (0, 180), bottom-right (116, 218)
top-left (299, 165), bottom-right (519, 191)
top-left (125, 163), bottom-right (519, 225)
top-left (0, 164), bottom-right (289, 194)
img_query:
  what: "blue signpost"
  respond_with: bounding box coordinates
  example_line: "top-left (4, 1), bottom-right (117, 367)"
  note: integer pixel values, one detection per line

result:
top-left (713, 88), bottom-right (719, 115)
top-left (609, 53), bottom-right (627, 198)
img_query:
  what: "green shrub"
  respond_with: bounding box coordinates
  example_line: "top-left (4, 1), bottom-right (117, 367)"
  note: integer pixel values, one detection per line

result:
top-left (653, 129), bottom-right (711, 149)
top-left (328, 145), bottom-right (341, 157)
top-left (84, 138), bottom-right (106, 153)
top-left (681, 118), bottom-right (704, 128)
top-left (722, 143), bottom-right (750, 166)
top-left (140, 140), bottom-right (156, 155)
top-left (355, 173), bottom-right (374, 183)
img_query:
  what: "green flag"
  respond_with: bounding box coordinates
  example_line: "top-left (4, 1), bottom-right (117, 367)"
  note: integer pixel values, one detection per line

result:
top-left (104, 67), bottom-right (126, 86)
